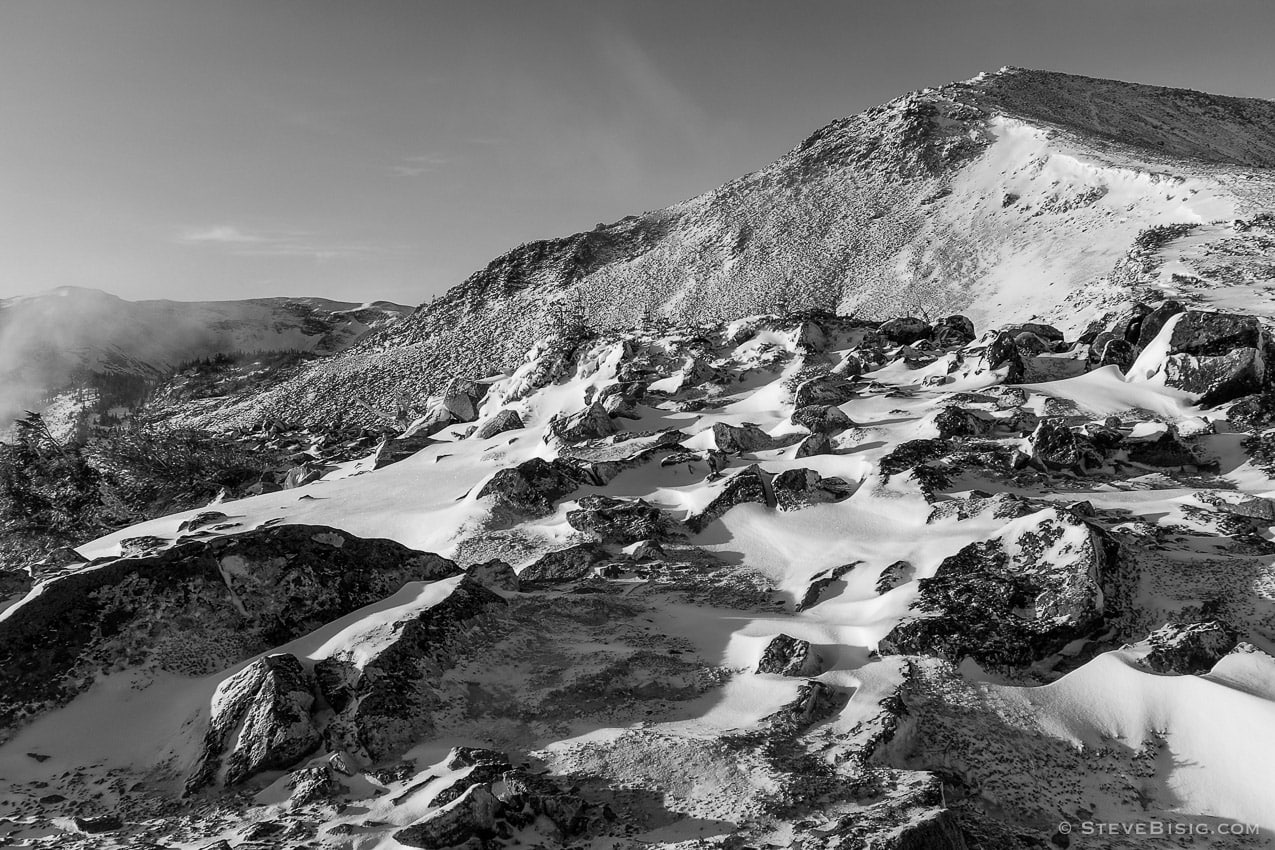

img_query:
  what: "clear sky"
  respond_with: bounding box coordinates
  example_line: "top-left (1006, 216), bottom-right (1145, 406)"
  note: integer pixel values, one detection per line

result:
top-left (2, 0), bottom-right (1273, 306)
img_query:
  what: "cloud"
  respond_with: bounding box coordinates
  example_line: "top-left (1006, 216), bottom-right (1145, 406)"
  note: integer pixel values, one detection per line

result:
top-left (176, 225), bottom-right (387, 260)
top-left (390, 153), bottom-right (450, 177)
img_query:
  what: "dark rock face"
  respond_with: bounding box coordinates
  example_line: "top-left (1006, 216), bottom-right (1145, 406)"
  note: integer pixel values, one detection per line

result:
top-left (878, 510), bottom-right (1106, 668)
top-left (476, 458), bottom-right (582, 521)
top-left (983, 332), bottom-right (1024, 381)
top-left (876, 560), bottom-right (915, 594)
top-left (473, 409), bottom-right (525, 440)
top-left (1013, 331), bottom-right (1050, 355)
top-left (373, 431), bottom-right (436, 469)
top-left (792, 373), bottom-right (857, 407)
top-left (771, 468), bottom-right (853, 510)
top-left (519, 542), bottom-right (612, 583)
top-left (557, 430), bottom-right (685, 484)
top-left (287, 766), bottom-right (338, 805)
top-left (186, 653), bottom-right (321, 792)
top-left (466, 559), bottom-right (520, 592)
top-left (685, 465), bottom-right (770, 533)
top-left (395, 783), bottom-right (501, 849)
top-left (933, 406), bottom-right (993, 439)
top-left (1093, 338), bottom-right (1136, 371)
top-left (73, 814), bottom-right (124, 834)
top-left (1137, 621), bottom-right (1238, 675)
top-left (712, 422), bottom-right (795, 454)
top-left (1029, 420), bottom-right (1101, 472)
top-left (1004, 322), bottom-right (1064, 343)
top-left (0, 525), bottom-right (460, 737)
top-left (1124, 428), bottom-right (1200, 468)
top-left (316, 576), bottom-right (507, 763)
top-left (1134, 299), bottom-right (1186, 350)
top-left (795, 432), bottom-right (833, 458)
top-left (566, 495), bottom-right (683, 544)
top-left (933, 315), bottom-right (975, 346)
top-left (757, 634), bottom-right (824, 677)
top-left (797, 562), bottom-right (859, 611)
top-left (546, 402), bottom-right (618, 443)
top-left (1157, 310), bottom-right (1273, 404)
top-left (878, 317), bottom-right (933, 344)
top-left (791, 404), bottom-right (854, 434)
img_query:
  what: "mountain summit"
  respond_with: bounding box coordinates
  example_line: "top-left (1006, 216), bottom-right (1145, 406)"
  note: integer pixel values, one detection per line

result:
top-left (175, 68), bottom-right (1275, 430)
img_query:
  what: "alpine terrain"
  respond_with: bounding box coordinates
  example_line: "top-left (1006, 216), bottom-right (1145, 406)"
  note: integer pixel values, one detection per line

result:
top-left (3, 68), bottom-right (1275, 849)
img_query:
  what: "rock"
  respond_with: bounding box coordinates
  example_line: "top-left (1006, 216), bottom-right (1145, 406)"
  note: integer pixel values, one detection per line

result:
top-left (983, 332), bottom-right (1024, 381)
top-left (685, 465), bottom-right (770, 533)
top-left (282, 463), bottom-right (325, 489)
top-left (792, 373), bottom-right (857, 407)
top-left (373, 430), bottom-right (435, 469)
top-left (476, 457), bottom-right (582, 521)
top-left (796, 562), bottom-right (858, 611)
top-left (878, 808), bottom-right (968, 850)
top-left (394, 783), bottom-right (501, 849)
top-left (314, 577), bottom-right (507, 762)
top-left (439, 377), bottom-right (486, 422)
top-left (1029, 419), bottom-right (1102, 473)
top-left (1134, 299), bottom-right (1187, 350)
top-left (1154, 310), bottom-right (1273, 404)
top-left (0, 525), bottom-right (460, 738)
top-left (1004, 322), bottom-right (1064, 344)
top-left (1137, 621), bottom-right (1238, 675)
top-left (1093, 338), bottom-right (1136, 371)
top-left (466, 559), bottom-right (520, 592)
top-left (712, 422), bottom-right (792, 454)
top-left (73, 813), bottom-right (124, 834)
top-left (757, 634), bottom-right (824, 677)
top-left (177, 511), bottom-right (229, 533)
top-left (1013, 331), bottom-right (1050, 355)
top-left (878, 508), bottom-right (1107, 668)
top-left (519, 543), bottom-right (612, 583)
top-left (878, 317), bottom-right (933, 345)
top-left (933, 315), bottom-right (975, 346)
top-left (771, 468), bottom-right (853, 510)
top-left (876, 560), bottom-right (915, 594)
top-left (287, 766), bottom-right (337, 805)
top-left (557, 430), bottom-right (685, 484)
top-left (118, 535), bottom-right (169, 558)
top-left (546, 402), bottom-right (618, 443)
top-left (187, 653), bottom-right (321, 792)
top-left (1111, 303), bottom-right (1152, 343)
top-left (790, 404), bottom-right (854, 434)
top-left (473, 409), bottom-right (524, 440)
top-left (1194, 491), bottom-right (1275, 521)
top-left (932, 405), bottom-right (993, 439)
top-left (566, 495), bottom-right (683, 544)
top-left (795, 432), bottom-right (833, 458)
top-left (1124, 426), bottom-right (1200, 468)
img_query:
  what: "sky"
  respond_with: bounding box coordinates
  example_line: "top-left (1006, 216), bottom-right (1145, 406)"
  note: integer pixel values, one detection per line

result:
top-left (1, 0), bottom-right (1273, 308)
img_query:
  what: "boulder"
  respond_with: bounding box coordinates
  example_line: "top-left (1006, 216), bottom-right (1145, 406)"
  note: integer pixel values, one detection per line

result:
top-left (473, 409), bottom-right (524, 440)
top-left (878, 317), bottom-right (933, 345)
top-left (566, 495), bottom-right (683, 544)
top-left (1013, 331), bottom-right (1050, 355)
top-left (466, 559), bottom-right (520, 592)
top-left (878, 508), bottom-right (1107, 667)
top-left (792, 373), bottom-right (857, 407)
top-left (757, 634), bottom-right (824, 677)
top-left (1137, 621), bottom-right (1238, 675)
top-left (790, 404), bottom-right (855, 434)
top-left (476, 457), bottom-right (582, 521)
top-left (983, 332), bottom-right (1025, 381)
top-left (1004, 322), bottom-right (1064, 344)
top-left (1092, 337), bottom-right (1136, 372)
top-left (1134, 299), bottom-right (1186, 350)
top-left (373, 431), bottom-right (436, 469)
top-left (0, 525), bottom-right (460, 737)
top-left (685, 465), bottom-right (770, 533)
top-left (795, 432), bottom-right (833, 458)
top-left (557, 430), bottom-right (685, 484)
top-left (439, 377), bottom-right (486, 422)
top-left (712, 422), bottom-right (796, 454)
top-left (287, 766), bottom-right (337, 806)
top-left (1124, 427), bottom-right (1201, 468)
top-left (1029, 420), bottom-right (1102, 473)
top-left (796, 562), bottom-right (859, 611)
top-left (73, 814), bottom-right (124, 834)
top-left (933, 315), bottom-right (975, 346)
top-left (1111, 303), bottom-right (1152, 344)
top-left (1153, 311), bottom-right (1274, 404)
top-left (187, 653), bottom-right (321, 792)
top-left (519, 543), bottom-right (613, 583)
top-left (394, 783), bottom-right (501, 849)
top-left (546, 402), bottom-right (618, 443)
top-left (771, 468), bottom-right (853, 510)
top-left (932, 406), bottom-right (993, 439)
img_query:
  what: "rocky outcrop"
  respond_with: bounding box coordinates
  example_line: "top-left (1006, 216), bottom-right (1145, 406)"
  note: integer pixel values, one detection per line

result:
top-left (372, 430), bottom-right (435, 469)
top-left (1151, 311), bottom-right (1273, 405)
top-left (982, 332), bottom-right (1024, 381)
top-left (757, 634), bottom-right (825, 677)
top-left (1028, 419), bottom-right (1102, 472)
top-left (793, 373), bottom-right (857, 407)
top-left (186, 654), bottom-right (321, 792)
top-left (557, 430), bottom-right (685, 484)
top-left (0, 525), bottom-right (459, 737)
top-left (546, 402), bottom-right (619, 443)
top-left (566, 495), bottom-right (684, 544)
top-left (771, 468), bottom-right (854, 510)
top-left (879, 509), bottom-right (1107, 668)
top-left (476, 457), bottom-right (582, 522)
top-left (933, 315), bottom-right (975, 346)
top-left (315, 576), bottom-right (507, 762)
top-left (712, 422), bottom-right (799, 454)
top-left (1136, 621), bottom-right (1238, 675)
top-left (395, 783), bottom-right (501, 849)
top-left (473, 409), bottom-right (525, 440)
top-left (518, 542), bottom-right (613, 583)
top-left (791, 404), bottom-right (855, 434)
top-left (685, 464), bottom-right (770, 532)
top-left (878, 317), bottom-right (932, 345)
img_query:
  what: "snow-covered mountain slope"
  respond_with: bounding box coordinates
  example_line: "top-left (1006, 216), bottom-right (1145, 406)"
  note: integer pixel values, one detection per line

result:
top-left (0, 286), bottom-right (412, 425)
top-left (6, 304), bottom-right (1275, 847)
top-left (169, 67), bottom-right (1275, 431)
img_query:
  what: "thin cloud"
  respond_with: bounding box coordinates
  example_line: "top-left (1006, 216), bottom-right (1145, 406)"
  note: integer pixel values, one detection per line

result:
top-left (176, 225), bottom-right (388, 260)
top-left (390, 153), bottom-right (450, 177)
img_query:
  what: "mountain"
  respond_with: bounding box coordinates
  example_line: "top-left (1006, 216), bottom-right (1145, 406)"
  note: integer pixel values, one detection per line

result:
top-left (166, 67), bottom-right (1275, 431)
top-left (0, 286), bottom-right (412, 427)
top-left (4, 69), bottom-right (1275, 848)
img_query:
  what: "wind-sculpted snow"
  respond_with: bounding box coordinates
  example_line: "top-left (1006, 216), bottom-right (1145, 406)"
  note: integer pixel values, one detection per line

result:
top-left (7, 300), bottom-right (1275, 847)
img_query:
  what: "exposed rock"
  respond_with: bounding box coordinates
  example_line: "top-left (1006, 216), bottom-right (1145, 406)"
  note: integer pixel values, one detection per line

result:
top-left (1013, 331), bottom-right (1050, 355)
top-left (1194, 490), bottom-right (1275, 521)
top-left (315, 576), bottom-right (507, 762)
top-left (983, 332), bottom-right (1025, 381)
top-left (1124, 426), bottom-right (1201, 468)
top-left (1134, 299), bottom-right (1187, 350)
top-left (0, 525), bottom-right (460, 737)
top-left (178, 511), bottom-right (229, 533)
top-left (933, 405), bottom-right (993, 439)
top-left (1029, 419), bottom-right (1102, 472)
top-left (876, 560), bottom-right (915, 594)
top-left (795, 432), bottom-right (833, 458)
top-left (1150, 310), bottom-right (1274, 405)
top-left (1004, 322), bottom-right (1064, 344)
top-left (287, 766), bottom-right (337, 806)
top-left (566, 495), bottom-right (683, 544)
top-left (476, 457), bottom-right (582, 521)
top-left (546, 402), bottom-right (618, 443)
top-left (187, 653), bottom-right (321, 792)
top-left (790, 404), bottom-right (855, 434)
top-left (771, 467), bottom-right (853, 510)
top-left (792, 373), bottom-right (857, 407)
top-left (1137, 621), bottom-right (1238, 675)
top-left (394, 783), bottom-right (501, 849)
top-left (878, 509), bottom-right (1107, 668)
top-left (519, 542), bottom-right (613, 583)
top-left (373, 430), bottom-right (436, 469)
top-left (1093, 337), bottom-right (1136, 371)
top-left (73, 813), bottom-right (124, 834)
top-left (878, 317), bottom-right (933, 344)
top-left (558, 430), bottom-right (685, 483)
top-left (466, 559), bottom-right (520, 592)
top-left (933, 314), bottom-right (975, 346)
top-left (757, 634), bottom-right (824, 677)
top-left (797, 562), bottom-right (859, 611)
top-left (473, 409), bottom-right (525, 440)
top-left (685, 465), bottom-right (770, 533)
